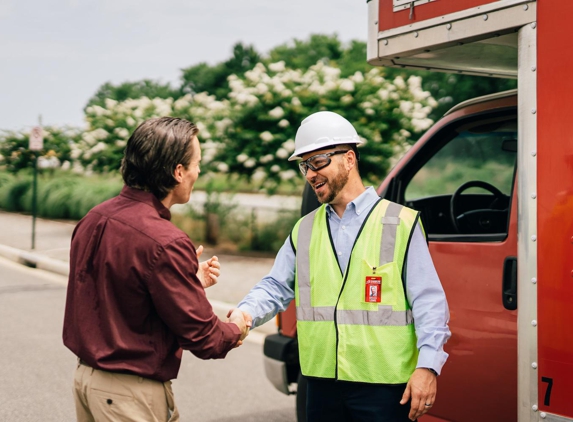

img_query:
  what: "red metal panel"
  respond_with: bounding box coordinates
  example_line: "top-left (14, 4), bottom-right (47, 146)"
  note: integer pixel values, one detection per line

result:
top-left (537, 0), bottom-right (573, 418)
top-left (279, 303), bottom-right (297, 337)
top-left (378, 0), bottom-right (498, 32)
top-left (378, 96), bottom-right (519, 421)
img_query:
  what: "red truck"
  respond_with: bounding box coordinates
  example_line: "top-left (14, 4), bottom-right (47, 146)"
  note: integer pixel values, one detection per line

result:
top-left (263, 1), bottom-right (573, 421)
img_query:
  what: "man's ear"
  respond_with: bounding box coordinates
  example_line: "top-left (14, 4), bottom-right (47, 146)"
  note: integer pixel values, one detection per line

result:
top-left (173, 164), bottom-right (184, 183)
top-left (346, 150), bottom-right (357, 170)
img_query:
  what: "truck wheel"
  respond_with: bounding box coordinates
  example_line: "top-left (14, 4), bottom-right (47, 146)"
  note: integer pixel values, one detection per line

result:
top-left (296, 372), bottom-right (308, 422)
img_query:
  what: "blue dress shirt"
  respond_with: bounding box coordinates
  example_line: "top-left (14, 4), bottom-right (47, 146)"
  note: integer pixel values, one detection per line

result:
top-left (238, 186), bottom-right (451, 374)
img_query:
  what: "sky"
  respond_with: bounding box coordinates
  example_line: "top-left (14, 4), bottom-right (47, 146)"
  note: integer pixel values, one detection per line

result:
top-left (0, 0), bottom-right (367, 131)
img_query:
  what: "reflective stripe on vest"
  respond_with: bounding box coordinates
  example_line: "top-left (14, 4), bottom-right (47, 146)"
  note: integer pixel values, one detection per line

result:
top-left (296, 202), bottom-right (412, 326)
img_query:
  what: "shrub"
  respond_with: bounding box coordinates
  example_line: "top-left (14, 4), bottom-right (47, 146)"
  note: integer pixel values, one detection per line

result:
top-left (0, 175), bottom-right (32, 212)
top-left (0, 172), bottom-right (122, 220)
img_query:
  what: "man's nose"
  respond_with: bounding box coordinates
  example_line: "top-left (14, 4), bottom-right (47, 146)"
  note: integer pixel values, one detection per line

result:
top-left (305, 168), bottom-right (318, 181)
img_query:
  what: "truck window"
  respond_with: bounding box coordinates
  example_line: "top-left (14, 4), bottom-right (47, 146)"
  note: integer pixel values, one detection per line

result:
top-left (403, 118), bottom-right (517, 237)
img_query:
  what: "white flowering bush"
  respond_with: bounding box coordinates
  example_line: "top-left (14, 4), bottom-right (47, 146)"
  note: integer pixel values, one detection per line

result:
top-left (1, 60), bottom-right (436, 192)
top-left (75, 93), bottom-right (234, 173)
top-left (210, 61), bottom-right (436, 191)
top-left (79, 97), bottom-right (176, 172)
top-left (0, 126), bottom-right (79, 173)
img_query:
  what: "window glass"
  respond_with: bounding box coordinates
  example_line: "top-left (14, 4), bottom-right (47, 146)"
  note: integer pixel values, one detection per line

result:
top-left (405, 120), bottom-right (517, 201)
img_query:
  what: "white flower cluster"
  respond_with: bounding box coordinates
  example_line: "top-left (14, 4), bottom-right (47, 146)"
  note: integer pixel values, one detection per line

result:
top-left (2, 59), bottom-right (436, 187)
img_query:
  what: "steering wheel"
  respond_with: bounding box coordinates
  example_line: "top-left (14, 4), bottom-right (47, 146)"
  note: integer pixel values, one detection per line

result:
top-left (450, 181), bottom-right (507, 234)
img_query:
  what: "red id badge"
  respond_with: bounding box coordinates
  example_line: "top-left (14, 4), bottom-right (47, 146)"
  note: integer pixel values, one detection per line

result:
top-left (365, 276), bottom-right (382, 303)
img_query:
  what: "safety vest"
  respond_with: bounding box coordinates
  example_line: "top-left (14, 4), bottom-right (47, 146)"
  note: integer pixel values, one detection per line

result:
top-left (292, 199), bottom-right (420, 384)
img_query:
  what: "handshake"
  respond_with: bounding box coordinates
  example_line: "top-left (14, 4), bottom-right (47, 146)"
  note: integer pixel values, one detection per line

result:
top-left (226, 309), bottom-right (252, 347)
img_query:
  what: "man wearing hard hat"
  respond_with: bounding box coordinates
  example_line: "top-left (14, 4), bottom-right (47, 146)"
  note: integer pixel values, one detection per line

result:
top-left (236, 111), bottom-right (450, 421)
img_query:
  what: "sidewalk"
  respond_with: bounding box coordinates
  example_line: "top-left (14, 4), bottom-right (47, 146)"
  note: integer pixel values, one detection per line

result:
top-left (0, 210), bottom-right (279, 338)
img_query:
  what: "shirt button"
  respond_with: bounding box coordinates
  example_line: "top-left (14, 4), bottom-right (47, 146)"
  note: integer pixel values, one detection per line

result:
top-left (357, 210), bottom-right (361, 215)
top-left (338, 251), bottom-right (342, 256)
top-left (342, 226), bottom-right (346, 230)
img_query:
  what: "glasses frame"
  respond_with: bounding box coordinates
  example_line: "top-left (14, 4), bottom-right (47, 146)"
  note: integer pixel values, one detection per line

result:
top-left (298, 150), bottom-right (350, 175)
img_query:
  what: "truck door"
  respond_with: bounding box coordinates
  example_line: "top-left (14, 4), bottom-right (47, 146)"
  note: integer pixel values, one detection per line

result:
top-left (385, 107), bottom-right (518, 422)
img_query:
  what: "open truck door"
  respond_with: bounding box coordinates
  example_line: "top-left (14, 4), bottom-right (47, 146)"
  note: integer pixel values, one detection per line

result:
top-left (379, 91), bottom-right (519, 421)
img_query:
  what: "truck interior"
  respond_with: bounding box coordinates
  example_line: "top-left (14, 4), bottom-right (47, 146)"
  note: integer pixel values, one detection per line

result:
top-left (390, 109), bottom-right (517, 241)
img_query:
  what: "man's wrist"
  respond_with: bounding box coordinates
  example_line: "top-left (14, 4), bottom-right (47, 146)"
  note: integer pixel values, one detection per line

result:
top-left (422, 367), bottom-right (438, 376)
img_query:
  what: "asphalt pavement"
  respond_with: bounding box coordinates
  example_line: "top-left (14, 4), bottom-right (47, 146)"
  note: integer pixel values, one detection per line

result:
top-left (0, 210), bottom-right (280, 339)
top-left (0, 257), bottom-right (296, 421)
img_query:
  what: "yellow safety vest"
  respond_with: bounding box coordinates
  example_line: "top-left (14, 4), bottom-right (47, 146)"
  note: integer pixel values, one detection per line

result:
top-left (292, 199), bottom-right (420, 383)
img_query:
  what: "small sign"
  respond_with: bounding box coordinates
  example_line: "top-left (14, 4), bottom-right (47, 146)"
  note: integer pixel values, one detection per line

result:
top-left (29, 126), bottom-right (43, 151)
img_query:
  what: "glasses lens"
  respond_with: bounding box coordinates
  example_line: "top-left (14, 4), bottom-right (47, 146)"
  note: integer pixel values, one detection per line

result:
top-left (299, 162), bottom-right (308, 175)
top-left (309, 155), bottom-right (330, 170)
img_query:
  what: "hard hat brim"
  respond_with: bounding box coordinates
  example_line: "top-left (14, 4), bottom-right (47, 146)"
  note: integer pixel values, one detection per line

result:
top-left (288, 136), bottom-right (364, 161)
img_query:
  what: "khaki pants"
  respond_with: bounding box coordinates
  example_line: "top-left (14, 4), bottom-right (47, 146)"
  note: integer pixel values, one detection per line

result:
top-left (73, 360), bottom-right (179, 422)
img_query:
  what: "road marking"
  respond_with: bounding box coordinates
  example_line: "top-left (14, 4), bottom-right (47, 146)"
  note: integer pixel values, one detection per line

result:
top-left (0, 255), bottom-right (68, 286)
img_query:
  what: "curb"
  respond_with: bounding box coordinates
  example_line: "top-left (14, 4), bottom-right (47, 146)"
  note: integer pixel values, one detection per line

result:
top-left (0, 244), bottom-right (70, 276)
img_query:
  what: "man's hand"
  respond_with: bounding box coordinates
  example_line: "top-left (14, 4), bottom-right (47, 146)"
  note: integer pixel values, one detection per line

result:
top-left (400, 368), bottom-right (437, 421)
top-left (227, 309), bottom-right (251, 347)
top-left (226, 309), bottom-right (252, 347)
top-left (196, 245), bottom-right (220, 288)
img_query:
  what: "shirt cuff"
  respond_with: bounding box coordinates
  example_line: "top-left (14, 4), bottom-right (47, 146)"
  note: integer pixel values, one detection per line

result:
top-left (416, 345), bottom-right (449, 376)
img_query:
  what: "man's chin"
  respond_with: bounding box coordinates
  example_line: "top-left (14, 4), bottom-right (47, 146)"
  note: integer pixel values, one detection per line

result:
top-left (315, 190), bottom-right (332, 204)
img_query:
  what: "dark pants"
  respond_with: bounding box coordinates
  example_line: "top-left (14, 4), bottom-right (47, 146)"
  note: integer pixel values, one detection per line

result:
top-left (306, 378), bottom-right (412, 422)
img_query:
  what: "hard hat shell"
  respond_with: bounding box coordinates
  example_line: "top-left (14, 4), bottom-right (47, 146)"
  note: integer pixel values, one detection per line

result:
top-left (289, 111), bottom-right (363, 161)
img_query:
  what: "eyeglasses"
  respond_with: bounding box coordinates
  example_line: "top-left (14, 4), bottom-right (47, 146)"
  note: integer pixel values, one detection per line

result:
top-left (298, 150), bottom-right (349, 175)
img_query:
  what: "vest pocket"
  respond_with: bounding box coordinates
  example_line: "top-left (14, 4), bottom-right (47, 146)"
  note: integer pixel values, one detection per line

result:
top-left (359, 259), bottom-right (398, 307)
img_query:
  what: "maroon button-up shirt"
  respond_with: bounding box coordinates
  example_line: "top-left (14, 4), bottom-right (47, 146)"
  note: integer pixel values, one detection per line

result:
top-left (63, 186), bottom-right (240, 382)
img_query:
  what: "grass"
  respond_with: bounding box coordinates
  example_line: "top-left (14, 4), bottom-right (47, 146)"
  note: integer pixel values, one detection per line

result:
top-left (0, 169), bottom-right (301, 253)
top-left (194, 172), bottom-right (305, 196)
top-left (0, 171), bottom-right (123, 220)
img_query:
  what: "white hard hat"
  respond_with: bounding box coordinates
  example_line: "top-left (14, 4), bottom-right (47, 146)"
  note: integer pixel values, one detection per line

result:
top-left (289, 111), bottom-right (363, 161)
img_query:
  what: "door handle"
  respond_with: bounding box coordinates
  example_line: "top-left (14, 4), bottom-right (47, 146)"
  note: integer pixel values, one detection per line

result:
top-left (502, 257), bottom-right (517, 310)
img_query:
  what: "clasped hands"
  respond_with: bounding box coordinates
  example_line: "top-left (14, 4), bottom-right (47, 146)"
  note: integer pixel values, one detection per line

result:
top-left (226, 309), bottom-right (252, 346)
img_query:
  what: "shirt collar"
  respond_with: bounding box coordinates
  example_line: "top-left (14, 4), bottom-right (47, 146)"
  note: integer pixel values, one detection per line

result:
top-left (120, 186), bottom-right (172, 220)
top-left (325, 186), bottom-right (379, 217)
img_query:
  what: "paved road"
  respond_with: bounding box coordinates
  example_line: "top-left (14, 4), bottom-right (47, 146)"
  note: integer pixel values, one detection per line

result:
top-left (0, 257), bottom-right (296, 422)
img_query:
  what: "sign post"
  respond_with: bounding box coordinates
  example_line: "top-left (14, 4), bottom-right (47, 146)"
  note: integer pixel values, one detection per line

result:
top-left (29, 118), bottom-right (43, 250)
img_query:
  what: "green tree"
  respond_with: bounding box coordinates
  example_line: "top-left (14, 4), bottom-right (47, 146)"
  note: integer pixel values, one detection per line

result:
top-left (419, 72), bottom-right (517, 120)
top-left (84, 79), bottom-right (180, 111)
top-left (267, 34), bottom-right (343, 70)
top-left (180, 42), bottom-right (261, 99)
top-left (336, 40), bottom-right (373, 77)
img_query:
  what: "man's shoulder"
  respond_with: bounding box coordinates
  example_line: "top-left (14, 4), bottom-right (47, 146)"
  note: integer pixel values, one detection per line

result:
top-left (85, 195), bottom-right (188, 246)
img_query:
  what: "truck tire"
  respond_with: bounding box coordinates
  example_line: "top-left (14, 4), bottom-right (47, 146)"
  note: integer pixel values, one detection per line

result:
top-left (296, 372), bottom-right (308, 422)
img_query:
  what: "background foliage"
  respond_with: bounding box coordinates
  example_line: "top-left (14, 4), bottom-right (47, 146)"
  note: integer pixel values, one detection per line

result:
top-left (0, 33), bottom-right (516, 250)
